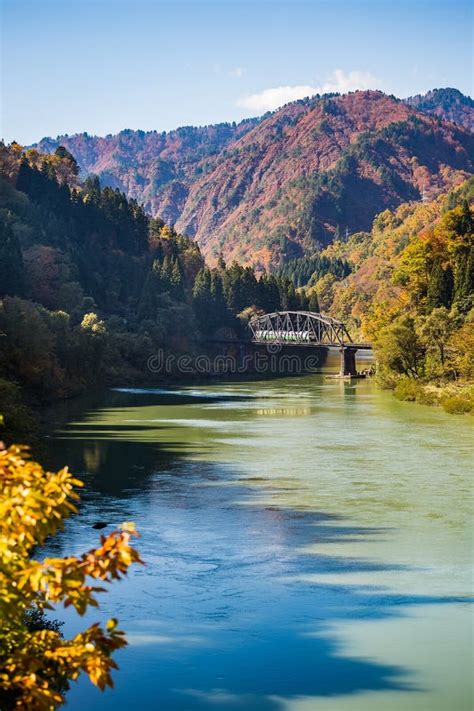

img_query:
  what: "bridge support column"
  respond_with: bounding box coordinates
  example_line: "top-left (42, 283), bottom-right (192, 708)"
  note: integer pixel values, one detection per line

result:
top-left (339, 346), bottom-right (358, 376)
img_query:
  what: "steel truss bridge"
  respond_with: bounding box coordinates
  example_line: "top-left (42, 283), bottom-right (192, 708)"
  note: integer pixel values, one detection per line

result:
top-left (249, 311), bottom-right (354, 346)
top-left (248, 311), bottom-right (371, 375)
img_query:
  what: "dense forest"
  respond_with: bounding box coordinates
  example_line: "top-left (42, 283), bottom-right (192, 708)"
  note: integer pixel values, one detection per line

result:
top-left (1, 142), bottom-right (473, 434)
top-left (311, 179), bottom-right (474, 412)
top-left (36, 89), bottom-right (474, 269)
top-left (275, 254), bottom-right (352, 288)
top-left (0, 143), bottom-right (310, 439)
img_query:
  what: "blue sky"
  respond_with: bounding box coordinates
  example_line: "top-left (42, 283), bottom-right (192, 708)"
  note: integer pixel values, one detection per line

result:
top-left (1, 0), bottom-right (472, 144)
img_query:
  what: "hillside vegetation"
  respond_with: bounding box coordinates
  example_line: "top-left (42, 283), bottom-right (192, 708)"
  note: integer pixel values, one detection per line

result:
top-left (0, 143), bottom-right (312, 438)
top-left (405, 88), bottom-right (474, 130)
top-left (1, 140), bottom-right (472, 425)
top-left (36, 89), bottom-right (474, 269)
top-left (318, 179), bottom-right (474, 412)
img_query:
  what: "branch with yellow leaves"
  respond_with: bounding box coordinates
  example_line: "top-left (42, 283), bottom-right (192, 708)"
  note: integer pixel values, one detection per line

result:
top-left (0, 443), bottom-right (143, 710)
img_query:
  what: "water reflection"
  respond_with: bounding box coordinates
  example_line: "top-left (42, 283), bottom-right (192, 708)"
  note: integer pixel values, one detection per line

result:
top-left (42, 378), bottom-right (473, 710)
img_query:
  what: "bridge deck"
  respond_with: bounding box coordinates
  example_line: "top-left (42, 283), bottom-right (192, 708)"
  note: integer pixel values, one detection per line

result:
top-left (250, 340), bottom-right (372, 349)
top-left (204, 338), bottom-right (372, 350)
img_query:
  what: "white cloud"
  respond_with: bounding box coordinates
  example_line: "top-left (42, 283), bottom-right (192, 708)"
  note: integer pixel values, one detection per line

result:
top-left (229, 66), bottom-right (245, 78)
top-left (237, 84), bottom-right (318, 111)
top-left (313, 69), bottom-right (382, 96)
top-left (213, 64), bottom-right (246, 78)
top-left (236, 69), bottom-right (383, 113)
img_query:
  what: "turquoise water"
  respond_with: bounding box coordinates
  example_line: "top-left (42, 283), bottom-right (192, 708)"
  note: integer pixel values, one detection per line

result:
top-left (43, 374), bottom-right (473, 710)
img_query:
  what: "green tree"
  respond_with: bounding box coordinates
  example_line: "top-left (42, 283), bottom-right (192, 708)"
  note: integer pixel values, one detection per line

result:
top-left (138, 261), bottom-right (162, 321)
top-left (454, 245), bottom-right (474, 305)
top-left (0, 218), bottom-right (24, 297)
top-left (426, 260), bottom-right (453, 311)
top-left (83, 174), bottom-right (101, 199)
top-left (210, 270), bottom-right (231, 328)
top-left (192, 267), bottom-right (213, 336)
top-left (256, 274), bottom-right (280, 312)
top-left (417, 307), bottom-right (457, 373)
top-left (170, 259), bottom-right (184, 300)
top-left (446, 317), bottom-right (474, 379)
top-left (375, 316), bottom-right (425, 379)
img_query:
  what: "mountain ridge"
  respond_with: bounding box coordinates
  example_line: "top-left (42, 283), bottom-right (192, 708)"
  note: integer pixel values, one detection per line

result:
top-left (404, 87), bottom-right (474, 130)
top-left (34, 88), bottom-right (474, 269)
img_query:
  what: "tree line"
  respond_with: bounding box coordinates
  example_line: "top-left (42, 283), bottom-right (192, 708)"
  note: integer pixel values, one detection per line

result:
top-left (0, 143), bottom-right (323, 437)
top-left (319, 177), bottom-right (474, 413)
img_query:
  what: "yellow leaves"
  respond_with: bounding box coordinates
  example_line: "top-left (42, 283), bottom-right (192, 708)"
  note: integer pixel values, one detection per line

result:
top-left (3, 672), bottom-right (64, 711)
top-left (106, 617), bottom-right (118, 631)
top-left (447, 319), bottom-right (474, 379)
top-left (0, 443), bottom-right (141, 709)
top-left (120, 521), bottom-right (136, 533)
top-left (1, 621), bottom-right (127, 706)
top-left (0, 445), bottom-right (82, 555)
top-left (15, 531), bottom-right (143, 613)
top-left (80, 312), bottom-right (106, 334)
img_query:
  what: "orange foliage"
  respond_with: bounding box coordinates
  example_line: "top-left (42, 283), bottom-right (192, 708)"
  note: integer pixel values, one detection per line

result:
top-left (0, 444), bottom-right (142, 710)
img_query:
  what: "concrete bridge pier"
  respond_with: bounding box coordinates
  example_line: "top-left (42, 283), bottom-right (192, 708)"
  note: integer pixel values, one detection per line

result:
top-left (339, 346), bottom-right (358, 376)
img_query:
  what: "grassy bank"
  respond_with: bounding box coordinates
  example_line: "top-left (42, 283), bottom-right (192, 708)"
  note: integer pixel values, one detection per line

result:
top-left (387, 376), bottom-right (474, 414)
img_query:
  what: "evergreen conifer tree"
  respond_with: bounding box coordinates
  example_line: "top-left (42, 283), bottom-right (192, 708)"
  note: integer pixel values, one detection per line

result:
top-left (426, 260), bottom-right (454, 311)
top-left (0, 218), bottom-right (24, 297)
top-left (308, 290), bottom-right (320, 313)
top-left (170, 259), bottom-right (184, 300)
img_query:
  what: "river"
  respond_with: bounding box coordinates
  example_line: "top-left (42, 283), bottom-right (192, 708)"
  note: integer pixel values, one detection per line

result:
top-left (42, 369), bottom-right (473, 710)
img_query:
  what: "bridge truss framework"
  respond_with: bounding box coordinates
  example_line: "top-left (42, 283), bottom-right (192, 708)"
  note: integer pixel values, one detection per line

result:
top-left (247, 311), bottom-right (372, 376)
top-left (248, 311), bottom-right (353, 347)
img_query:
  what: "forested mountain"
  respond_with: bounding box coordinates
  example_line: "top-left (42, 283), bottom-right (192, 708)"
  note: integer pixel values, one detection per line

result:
top-left (0, 143), bottom-right (472, 427)
top-left (175, 91), bottom-right (472, 268)
top-left (35, 89), bottom-right (473, 269)
top-left (316, 177), bottom-right (474, 328)
top-left (404, 88), bottom-right (474, 131)
top-left (35, 120), bottom-right (259, 226)
top-left (316, 177), bottom-right (474, 411)
top-left (0, 143), bottom-right (308, 438)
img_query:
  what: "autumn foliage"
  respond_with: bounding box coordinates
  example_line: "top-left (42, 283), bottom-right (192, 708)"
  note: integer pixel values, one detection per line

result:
top-left (319, 178), bottom-right (474, 411)
top-left (32, 90), bottom-right (473, 270)
top-left (0, 443), bottom-right (142, 710)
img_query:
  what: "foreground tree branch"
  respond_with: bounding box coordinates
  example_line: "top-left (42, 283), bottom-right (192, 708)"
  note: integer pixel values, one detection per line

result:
top-left (0, 444), bottom-right (142, 710)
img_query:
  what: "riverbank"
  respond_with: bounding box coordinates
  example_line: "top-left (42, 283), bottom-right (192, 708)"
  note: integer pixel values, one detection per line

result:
top-left (384, 376), bottom-right (474, 415)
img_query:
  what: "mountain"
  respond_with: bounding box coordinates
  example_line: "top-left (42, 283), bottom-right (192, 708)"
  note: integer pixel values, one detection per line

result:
top-left (317, 177), bottom-right (474, 412)
top-left (34, 89), bottom-right (473, 269)
top-left (320, 176), bottom-right (474, 329)
top-left (0, 142), bottom-right (304, 412)
top-left (36, 120), bottom-right (259, 226)
top-left (174, 91), bottom-right (472, 267)
top-left (404, 88), bottom-right (474, 131)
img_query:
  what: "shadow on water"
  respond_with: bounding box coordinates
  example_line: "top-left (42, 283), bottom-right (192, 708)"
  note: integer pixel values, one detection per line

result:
top-left (42, 387), bottom-right (472, 711)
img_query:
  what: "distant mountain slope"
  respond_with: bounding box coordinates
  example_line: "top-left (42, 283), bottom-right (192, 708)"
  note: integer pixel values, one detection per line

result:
top-left (36, 119), bottom-right (259, 225)
top-left (34, 89), bottom-right (473, 269)
top-left (404, 88), bottom-right (474, 131)
top-left (175, 91), bottom-right (472, 267)
top-left (320, 176), bottom-right (474, 356)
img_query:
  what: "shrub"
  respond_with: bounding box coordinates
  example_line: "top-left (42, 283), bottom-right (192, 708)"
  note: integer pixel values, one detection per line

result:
top-left (441, 394), bottom-right (474, 414)
top-left (374, 316), bottom-right (425, 380)
top-left (0, 378), bottom-right (38, 441)
top-left (415, 388), bottom-right (439, 406)
top-left (375, 367), bottom-right (398, 390)
top-left (394, 377), bottom-right (422, 402)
